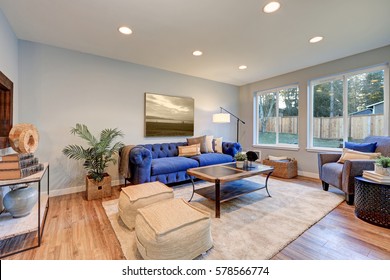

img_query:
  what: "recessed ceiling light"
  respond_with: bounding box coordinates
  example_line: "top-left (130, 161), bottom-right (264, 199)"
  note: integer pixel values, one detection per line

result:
top-left (238, 65), bottom-right (247, 70)
top-left (118, 26), bottom-right (132, 35)
top-left (263, 2), bottom-right (281, 13)
top-left (309, 36), bottom-right (324, 43)
top-left (192, 50), bottom-right (203, 56)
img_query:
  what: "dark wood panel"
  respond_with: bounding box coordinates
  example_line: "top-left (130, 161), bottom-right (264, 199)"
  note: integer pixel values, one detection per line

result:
top-left (0, 71), bottom-right (13, 149)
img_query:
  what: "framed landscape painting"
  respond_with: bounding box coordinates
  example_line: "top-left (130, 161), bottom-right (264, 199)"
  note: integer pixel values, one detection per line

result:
top-left (145, 92), bottom-right (194, 137)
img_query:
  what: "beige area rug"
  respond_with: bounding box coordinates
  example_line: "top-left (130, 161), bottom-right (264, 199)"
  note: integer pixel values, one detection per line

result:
top-left (102, 177), bottom-right (344, 260)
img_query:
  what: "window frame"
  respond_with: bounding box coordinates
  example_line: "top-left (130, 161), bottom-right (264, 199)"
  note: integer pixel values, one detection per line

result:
top-left (253, 84), bottom-right (299, 149)
top-left (307, 64), bottom-right (389, 152)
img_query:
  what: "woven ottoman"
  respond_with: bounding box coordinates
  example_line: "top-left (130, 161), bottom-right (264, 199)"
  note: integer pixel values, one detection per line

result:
top-left (135, 198), bottom-right (213, 260)
top-left (262, 159), bottom-right (298, 178)
top-left (118, 181), bottom-right (173, 230)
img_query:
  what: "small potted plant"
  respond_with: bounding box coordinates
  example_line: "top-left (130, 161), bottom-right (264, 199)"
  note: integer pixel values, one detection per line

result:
top-left (62, 124), bottom-right (124, 200)
top-left (234, 152), bottom-right (247, 168)
top-left (374, 156), bottom-right (390, 176)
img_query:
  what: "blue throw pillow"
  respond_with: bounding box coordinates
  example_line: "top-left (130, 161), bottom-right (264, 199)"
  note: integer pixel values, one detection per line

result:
top-left (344, 141), bottom-right (377, 152)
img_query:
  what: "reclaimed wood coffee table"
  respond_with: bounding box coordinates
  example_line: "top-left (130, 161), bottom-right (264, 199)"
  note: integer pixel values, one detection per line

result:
top-left (187, 162), bottom-right (273, 218)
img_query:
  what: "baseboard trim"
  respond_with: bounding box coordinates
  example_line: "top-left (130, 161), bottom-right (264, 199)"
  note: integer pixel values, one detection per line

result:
top-left (49, 179), bottom-right (123, 197)
top-left (298, 170), bottom-right (319, 179)
top-left (50, 185), bottom-right (85, 197)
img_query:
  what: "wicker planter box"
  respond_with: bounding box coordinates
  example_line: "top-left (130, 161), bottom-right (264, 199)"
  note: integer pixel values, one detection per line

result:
top-left (86, 174), bottom-right (112, 200)
top-left (262, 159), bottom-right (297, 179)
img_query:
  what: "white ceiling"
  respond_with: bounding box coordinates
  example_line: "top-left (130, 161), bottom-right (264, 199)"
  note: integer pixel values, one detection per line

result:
top-left (1, 0), bottom-right (390, 86)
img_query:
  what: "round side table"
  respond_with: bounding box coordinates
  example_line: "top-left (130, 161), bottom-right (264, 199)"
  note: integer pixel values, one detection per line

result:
top-left (354, 176), bottom-right (390, 228)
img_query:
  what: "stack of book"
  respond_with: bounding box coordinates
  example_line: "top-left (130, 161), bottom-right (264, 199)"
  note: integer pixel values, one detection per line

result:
top-left (0, 153), bottom-right (44, 180)
top-left (362, 170), bottom-right (390, 183)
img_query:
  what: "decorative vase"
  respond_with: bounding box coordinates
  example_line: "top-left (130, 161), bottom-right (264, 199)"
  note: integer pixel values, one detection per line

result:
top-left (3, 184), bottom-right (38, 218)
top-left (374, 164), bottom-right (390, 176)
top-left (236, 161), bottom-right (244, 169)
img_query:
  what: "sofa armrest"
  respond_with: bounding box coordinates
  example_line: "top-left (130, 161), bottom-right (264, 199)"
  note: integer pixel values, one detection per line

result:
top-left (318, 152), bottom-right (342, 165)
top-left (317, 152), bottom-right (342, 179)
top-left (341, 159), bottom-right (376, 194)
top-left (129, 146), bottom-right (153, 184)
top-left (222, 142), bottom-right (242, 157)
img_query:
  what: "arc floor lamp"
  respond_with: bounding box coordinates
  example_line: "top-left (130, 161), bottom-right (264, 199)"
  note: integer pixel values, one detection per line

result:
top-left (212, 107), bottom-right (245, 142)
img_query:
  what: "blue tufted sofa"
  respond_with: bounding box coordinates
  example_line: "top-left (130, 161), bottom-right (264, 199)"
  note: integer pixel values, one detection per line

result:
top-left (127, 141), bottom-right (241, 185)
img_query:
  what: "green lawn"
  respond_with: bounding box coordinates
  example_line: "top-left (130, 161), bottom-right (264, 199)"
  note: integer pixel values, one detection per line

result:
top-left (258, 132), bottom-right (343, 148)
top-left (258, 132), bottom-right (298, 145)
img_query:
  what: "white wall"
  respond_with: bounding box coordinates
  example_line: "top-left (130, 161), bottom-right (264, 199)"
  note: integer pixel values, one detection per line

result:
top-left (239, 45), bottom-right (390, 178)
top-left (18, 41), bottom-right (239, 196)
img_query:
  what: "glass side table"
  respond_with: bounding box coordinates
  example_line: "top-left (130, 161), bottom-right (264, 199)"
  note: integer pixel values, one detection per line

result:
top-left (0, 163), bottom-right (49, 258)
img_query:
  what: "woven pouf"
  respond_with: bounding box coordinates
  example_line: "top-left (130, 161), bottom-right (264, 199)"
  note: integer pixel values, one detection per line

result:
top-left (118, 181), bottom-right (173, 230)
top-left (135, 198), bottom-right (213, 260)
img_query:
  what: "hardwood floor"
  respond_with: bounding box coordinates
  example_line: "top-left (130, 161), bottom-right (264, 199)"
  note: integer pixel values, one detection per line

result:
top-left (1, 187), bottom-right (125, 260)
top-left (273, 202), bottom-right (390, 259)
top-left (1, 176), bottom-right (389, 260)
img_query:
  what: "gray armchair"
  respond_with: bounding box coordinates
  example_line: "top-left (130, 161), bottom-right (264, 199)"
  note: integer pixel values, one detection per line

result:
top-left (318, 136), bottom-right (390, 205)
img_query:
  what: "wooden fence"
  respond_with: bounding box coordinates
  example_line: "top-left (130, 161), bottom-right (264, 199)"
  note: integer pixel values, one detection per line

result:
top-left (259, 116), bottom-right (298, 134)
top-left (259, 114), bottom-right (384, 139)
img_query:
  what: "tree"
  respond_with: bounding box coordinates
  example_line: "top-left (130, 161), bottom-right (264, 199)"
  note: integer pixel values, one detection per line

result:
top-left (279, 88), bottom-right (299, 117)
top-left (258, 93), bottom-right (275, 133)
top-left (347, 70), bottom-right (384, 114)
top-left (313, 80), bottom-right (343, 117)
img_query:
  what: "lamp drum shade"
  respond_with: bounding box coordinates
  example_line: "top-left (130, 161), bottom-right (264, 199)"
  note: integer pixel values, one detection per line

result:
top-left (213, 113), bottom-right (230, 123)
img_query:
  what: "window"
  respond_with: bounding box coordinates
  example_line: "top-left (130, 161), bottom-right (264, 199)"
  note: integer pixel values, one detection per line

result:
top-left (308, 65), bottom-right (388, 149)
top-left (254, 85), bottom-right (299, 147)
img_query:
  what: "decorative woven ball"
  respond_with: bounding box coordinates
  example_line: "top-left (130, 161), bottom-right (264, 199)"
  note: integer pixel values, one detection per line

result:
top-left (8, 123), bottom-right (39, 153)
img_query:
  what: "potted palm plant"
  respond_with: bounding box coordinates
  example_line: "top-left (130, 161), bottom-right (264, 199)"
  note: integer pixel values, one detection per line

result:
top-left (62, 123), bottom-right (124, 200)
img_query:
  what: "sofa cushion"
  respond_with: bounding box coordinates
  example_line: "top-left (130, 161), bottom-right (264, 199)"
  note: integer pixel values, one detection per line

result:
top-left (213, 137), bottom-right (223, 153)
top-left (364, 136), bottom-right (390, 157)
top-left (187, 135), bottom-right (208, 153)
top-left (337, 148), bottom-right (381, 163)
top-left (151, 157), bottom-right (199, 176)
top-left (178, 144), bottom-right (200, 157)
top-left (345, 141), bottom-right (377, 152)
top-left (191, 153), bottom-right (234, 167)
top-left (205, 135), bottom-right (214, 153)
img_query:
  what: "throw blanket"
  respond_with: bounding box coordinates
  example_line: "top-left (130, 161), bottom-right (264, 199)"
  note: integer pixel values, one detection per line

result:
top-left (118, 145), bottom-right (135, 179)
